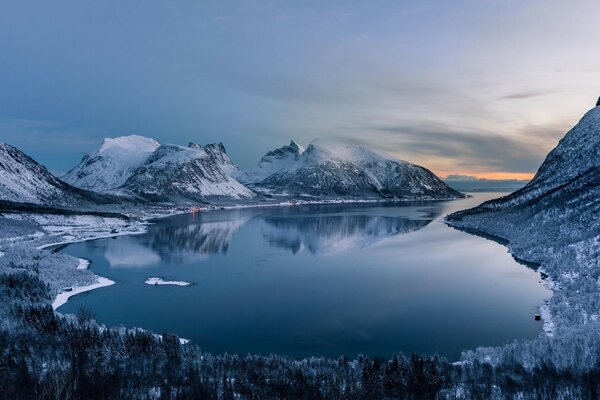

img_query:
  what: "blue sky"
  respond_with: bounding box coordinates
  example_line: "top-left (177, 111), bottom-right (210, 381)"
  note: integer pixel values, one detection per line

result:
top-left (1, 0), bottom-right (599, 178)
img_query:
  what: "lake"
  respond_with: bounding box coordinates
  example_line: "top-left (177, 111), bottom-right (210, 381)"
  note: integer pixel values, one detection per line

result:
top-left (57, 193), bottom-right (550, 360)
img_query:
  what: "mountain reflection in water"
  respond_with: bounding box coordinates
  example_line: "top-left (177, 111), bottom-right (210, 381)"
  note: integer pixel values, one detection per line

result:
top-left (105, 203), bottom-right (443, 266)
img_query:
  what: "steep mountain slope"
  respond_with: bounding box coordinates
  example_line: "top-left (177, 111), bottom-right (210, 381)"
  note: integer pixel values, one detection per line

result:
top-left (0, 141), bottom-right (113, 208)
top-left (119, 143), bottom-right (254, 203)
top-left (237, 139), bottom-right (463, 199)
top-left (188, 142), bottom-right (238, 175)
top-left (62, 135), bottom-right (160, 191)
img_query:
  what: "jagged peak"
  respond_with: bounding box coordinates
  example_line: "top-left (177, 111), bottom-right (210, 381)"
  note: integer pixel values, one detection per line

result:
top-left (289, 140), bottom-right (304, 154)
top-left (204, 142), bottom-right (227, 154)
top-left (189, 142), bottom-right (228, 154)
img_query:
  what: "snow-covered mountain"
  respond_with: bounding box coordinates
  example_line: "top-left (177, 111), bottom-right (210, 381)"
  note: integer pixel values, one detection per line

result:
top-left (237, 139), bottom-right (463, 199)
top-left (118, 143), bottom-right (254, 203)
top-left (62, 135), bottom-right (160, 191)
top-left (63, 136), bottom-right (253, 204)
top-left (0, 141), bottom-right (111, 208)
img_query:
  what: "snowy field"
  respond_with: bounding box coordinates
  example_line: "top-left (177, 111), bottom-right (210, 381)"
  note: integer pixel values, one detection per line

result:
top-left (0, 212), bottom-right (147, 311)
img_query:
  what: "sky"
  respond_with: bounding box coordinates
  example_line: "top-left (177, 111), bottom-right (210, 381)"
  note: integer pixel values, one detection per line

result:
top-left (1, 0), bottom-right (600, 179)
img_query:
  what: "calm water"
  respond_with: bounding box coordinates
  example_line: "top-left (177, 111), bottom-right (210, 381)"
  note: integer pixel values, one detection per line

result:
top-left (58, 193), bottom-right (550, 360)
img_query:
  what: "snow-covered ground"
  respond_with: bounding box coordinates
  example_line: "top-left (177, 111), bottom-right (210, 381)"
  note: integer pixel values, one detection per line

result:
top-left (145, 277), bottom-right (191, 286)
top-left (52, 276), bottom-right (115, 309)
top-left (0, 212), bottom-right (149, 312)
top-left (77, 258), bottom-right (90, 270)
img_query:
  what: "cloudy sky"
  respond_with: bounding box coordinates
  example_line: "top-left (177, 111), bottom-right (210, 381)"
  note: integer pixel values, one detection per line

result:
top-left (1, 0), bottom-right (599, 178)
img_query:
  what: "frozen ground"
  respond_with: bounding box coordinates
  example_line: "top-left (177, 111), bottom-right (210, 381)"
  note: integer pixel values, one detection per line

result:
top-left (145, 277), bottom-right (191, 286)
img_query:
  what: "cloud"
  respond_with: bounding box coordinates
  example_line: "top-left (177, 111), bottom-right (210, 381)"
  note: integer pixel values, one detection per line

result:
top-left (364, 122), bottom-right (552, 173)
top-left (500, 90), bottom-right (557, 100)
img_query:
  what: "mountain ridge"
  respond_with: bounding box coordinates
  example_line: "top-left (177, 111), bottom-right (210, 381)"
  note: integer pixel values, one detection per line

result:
top-left (237, 139), bottom-right (464, 200)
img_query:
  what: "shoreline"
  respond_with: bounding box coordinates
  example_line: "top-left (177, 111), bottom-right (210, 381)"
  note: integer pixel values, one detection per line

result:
top-left (52, 276), bottom-right (115, 310)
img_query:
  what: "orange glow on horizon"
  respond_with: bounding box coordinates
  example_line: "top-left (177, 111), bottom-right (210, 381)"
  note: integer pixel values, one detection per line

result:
top-left (439, 171), bottom-right (535, 180)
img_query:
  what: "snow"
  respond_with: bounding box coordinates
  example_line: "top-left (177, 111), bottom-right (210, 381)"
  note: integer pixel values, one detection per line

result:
top-left (235, 140), bottom-right (302, 184)
top-left (0, 141), bottom-right (68, 204)
top-left (62, 136), bottom-right (254, 201)
top-left (145, 277), bottom-right (191, 286)
top-left (99, 135), bottom-right (160, 153)
top-left (121, 143), bottom-right (255, 201)
top-left (77, 258), bottom-right (90, 270)
top-left (62, 135), bottom-right (160, 191)
top-left (52, 276), bottom-right (115, 310)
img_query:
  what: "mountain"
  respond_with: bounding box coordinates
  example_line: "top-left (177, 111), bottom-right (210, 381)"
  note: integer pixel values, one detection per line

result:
top-left (63, 136), bottom-right (253, 204)
top-left (0, 141), bottom-right (114, 208)
top-left (118, 143), bottom-right (254, 203)
top-left (62, 135), bottom-right (160, 191)
top-left (236, 139), bottom-right (463, 199)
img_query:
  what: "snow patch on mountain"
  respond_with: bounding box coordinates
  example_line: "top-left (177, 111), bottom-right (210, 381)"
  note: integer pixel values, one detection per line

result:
top-left (62, 135), bottom-right (160, 191)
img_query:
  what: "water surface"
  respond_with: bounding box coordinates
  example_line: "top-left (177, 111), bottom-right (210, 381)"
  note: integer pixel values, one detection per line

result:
top-left (58, 193), bottom-right (550, 360)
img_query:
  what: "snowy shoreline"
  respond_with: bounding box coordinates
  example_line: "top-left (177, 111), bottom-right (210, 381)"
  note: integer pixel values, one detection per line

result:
top-left (52, 276), bottom-right (115, 310)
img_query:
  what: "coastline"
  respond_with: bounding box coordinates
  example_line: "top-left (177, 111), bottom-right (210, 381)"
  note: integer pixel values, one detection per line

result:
top-left (52, 276), bottom-right (115, 310)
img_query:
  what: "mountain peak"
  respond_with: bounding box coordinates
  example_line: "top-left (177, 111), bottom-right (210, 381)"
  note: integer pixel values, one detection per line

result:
top-left (99, 135), bottom-right (160, 154)
top-left (289, 140), bottom-right (304, 153)
top-left (62, 135), bottom-right (161, 192)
